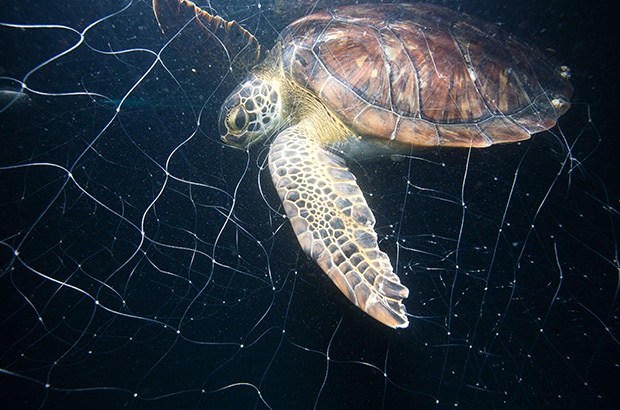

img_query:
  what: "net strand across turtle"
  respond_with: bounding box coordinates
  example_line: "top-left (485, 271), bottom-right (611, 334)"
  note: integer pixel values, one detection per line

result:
top-left (153, 0), bottom-right (572, 328)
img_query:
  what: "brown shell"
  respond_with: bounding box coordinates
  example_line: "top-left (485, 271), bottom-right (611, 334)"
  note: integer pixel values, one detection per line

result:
top-left (280, 4), bottom-right (573, 147)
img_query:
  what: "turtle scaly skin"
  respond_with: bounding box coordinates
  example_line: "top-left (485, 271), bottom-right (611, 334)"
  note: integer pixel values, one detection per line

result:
top-left (155, 1), bottom-right (573, 329)
top-left (219, 47), bottom-right (411, 327)
top-left (268, 124), bottom-right (411, 327)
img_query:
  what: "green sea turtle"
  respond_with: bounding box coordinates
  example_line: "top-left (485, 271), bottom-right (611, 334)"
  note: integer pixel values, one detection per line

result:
top-left (154, 1), bottom-right (572, 328)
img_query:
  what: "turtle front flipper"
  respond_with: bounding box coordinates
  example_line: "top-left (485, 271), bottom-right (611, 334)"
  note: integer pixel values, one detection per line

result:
top-left (269, 126), bottom-right (410, 328)
top-left (153, 0), bottom-right (260, 77)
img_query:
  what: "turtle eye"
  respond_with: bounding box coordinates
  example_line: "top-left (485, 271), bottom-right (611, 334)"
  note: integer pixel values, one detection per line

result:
top-left (228, 106), bottom-right (248, 132)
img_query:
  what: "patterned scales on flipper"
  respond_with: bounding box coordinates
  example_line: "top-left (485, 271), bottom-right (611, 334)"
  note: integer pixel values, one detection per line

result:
top-left (155, 1), bottom-right (573, 329)
top-left (269, 125), bottom-right (409, 328)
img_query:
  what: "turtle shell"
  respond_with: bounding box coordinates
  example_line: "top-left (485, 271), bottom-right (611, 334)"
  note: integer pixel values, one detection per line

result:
top-left (280, 4), bottom-right (573, 147)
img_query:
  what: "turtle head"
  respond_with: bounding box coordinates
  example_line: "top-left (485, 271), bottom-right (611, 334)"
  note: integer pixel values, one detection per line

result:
top-left (219, 75), bottom-right (282, 148)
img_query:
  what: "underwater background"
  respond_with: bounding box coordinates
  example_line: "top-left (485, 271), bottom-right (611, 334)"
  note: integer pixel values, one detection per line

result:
top-left (1, 1), bottom-right (618, 409)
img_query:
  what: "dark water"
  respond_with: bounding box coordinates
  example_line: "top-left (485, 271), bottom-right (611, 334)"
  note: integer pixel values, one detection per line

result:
top-left (1, 1), bottom-right (618, 409)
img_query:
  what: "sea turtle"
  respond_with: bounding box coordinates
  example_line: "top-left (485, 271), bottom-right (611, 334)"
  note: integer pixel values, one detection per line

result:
top-left (154, 1), bottom-right (573, 328)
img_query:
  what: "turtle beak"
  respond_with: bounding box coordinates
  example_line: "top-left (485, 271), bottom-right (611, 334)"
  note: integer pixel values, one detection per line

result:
top-left (221, 133), bottom-right (249, 148)
top-left (220, 124), bottom-right (248, 147)
top-left (218, 107), bottom-right (227, 139)
top-left (219, 113), bottom-right (249, 148)
top-left (219, 93), bottom-right (250, 148)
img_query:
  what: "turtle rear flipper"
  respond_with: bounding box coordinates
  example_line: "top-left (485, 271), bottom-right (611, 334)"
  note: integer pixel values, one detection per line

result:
top-left (269, 125), bottom-right (410, 328)
top-left (154, 0), bottom-right (260, 79)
